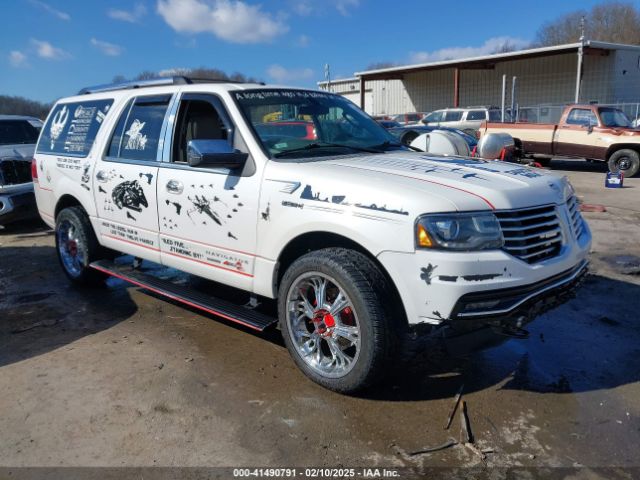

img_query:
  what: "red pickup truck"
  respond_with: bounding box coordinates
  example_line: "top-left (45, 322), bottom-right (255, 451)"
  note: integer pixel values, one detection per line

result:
top-left (479, 104), bottom-right (640, 177)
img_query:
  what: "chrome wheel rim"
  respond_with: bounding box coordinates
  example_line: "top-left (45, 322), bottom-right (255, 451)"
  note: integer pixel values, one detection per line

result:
top-left (286, 272), bottom-right (361, 378)
top-left (618, 157), bottom-right (631, 171)
top-left (57, 219), bottom-right (86, 278)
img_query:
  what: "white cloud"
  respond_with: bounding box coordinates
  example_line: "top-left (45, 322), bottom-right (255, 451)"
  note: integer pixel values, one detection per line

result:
top-left (90, 38), bottom-right (124, 56)
top-left (30, 39), bottom-right (71, 60)
top-left (267, 64), bottom-right (314, 83)
top-left (291, 0), bottom-right (313, 16)
top-left (9, 51), bottom-right (28, 67)
top-left (409, 36), bottom-right (529, 64)
top-left (290, 0), bottom-right (359, 16)
top-left (157, 0), bottom-right (288, 44)
top-left (28, 0), bottom-right (70, 20)
top-left (108, 3), bottom-right (148, 23)
top-left (334, 0), bottom-right (359, 16)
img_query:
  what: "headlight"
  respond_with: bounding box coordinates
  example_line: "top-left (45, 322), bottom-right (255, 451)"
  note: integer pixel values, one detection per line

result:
top-left (416, 213), bottom-right (503, 250)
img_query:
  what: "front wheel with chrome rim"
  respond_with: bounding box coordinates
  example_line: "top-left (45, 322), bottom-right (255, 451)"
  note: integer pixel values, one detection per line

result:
top-left (278, 248), bottom-right (399, 393)
top-left (55, 206), bottom-right (106, 286)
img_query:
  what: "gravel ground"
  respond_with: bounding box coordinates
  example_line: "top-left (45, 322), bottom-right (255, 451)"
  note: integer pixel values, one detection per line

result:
top-left (0, 159), bottom-right (639, 478)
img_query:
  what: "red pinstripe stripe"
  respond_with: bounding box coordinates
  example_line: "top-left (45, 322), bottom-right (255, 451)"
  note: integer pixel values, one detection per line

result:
top-left (338, 164), bottom-right (496, 210)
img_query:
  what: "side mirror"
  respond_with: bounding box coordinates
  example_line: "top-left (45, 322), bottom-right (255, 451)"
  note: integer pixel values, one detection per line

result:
top-left (587, 124), bottom-right (594, 133)
top-left (187, 139), bottom-right (248, 168)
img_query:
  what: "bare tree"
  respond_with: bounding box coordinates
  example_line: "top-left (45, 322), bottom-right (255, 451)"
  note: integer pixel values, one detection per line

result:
top-left (366, 61), bottom-right (399, 70)
top-left (535, 1), bottom-right (640, 46)
top-left (0, 95), bottom-right (52, 119)
top-left (492, 40), bottom-right (520, 54)
top-left (110, 67), bottom-right (260, 84)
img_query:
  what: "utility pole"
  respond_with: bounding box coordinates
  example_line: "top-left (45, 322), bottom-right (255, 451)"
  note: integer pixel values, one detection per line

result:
top-left (324, 64), bottom-right (331, 92)
top-left (501, 74), bottom-right (507, 122)
top-left (575, 16), bottom-right (585, 104)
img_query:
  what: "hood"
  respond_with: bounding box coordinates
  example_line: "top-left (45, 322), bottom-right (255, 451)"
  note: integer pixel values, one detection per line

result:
top-left (313, 152), bottom-right (570, 212)
top-left (0, 143), bottom-right (35, 161)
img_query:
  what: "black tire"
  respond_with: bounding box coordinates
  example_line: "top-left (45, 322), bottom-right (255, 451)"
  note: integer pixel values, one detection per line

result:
top-left (534, 157), bottom-right (551, 167)
top-left (277, 248), bottom-right (402, 393)
top-left (608, 149), bottom-right (640, 178)
top-left (55, 206), bottom-right (106, 286)
top-left (401, 130), bottom-right (420, 146)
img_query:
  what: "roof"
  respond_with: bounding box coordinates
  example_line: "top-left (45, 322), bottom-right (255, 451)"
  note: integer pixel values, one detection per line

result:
top-left (0, 115), bottom-right (42, 122)
top-left (352, 40), bottom-right (640, 80)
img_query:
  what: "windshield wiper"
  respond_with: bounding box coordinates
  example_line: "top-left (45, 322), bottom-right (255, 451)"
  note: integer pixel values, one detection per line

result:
top-left (273, 142), bottom-right (383, 158)
top-left (369, 140), bottom-right (422, 152)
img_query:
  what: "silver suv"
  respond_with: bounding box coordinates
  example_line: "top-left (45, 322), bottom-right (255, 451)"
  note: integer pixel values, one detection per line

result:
top-left (422, 107), bottom-right (503, 135)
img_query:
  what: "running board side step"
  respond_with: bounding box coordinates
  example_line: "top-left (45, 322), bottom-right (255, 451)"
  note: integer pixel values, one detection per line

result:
top-left (90, 260), bottom-right (277, 332)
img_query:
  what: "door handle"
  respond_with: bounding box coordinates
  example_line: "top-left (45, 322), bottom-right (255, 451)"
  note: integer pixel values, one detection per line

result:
top-left (166, 180), bottom-right (183, 194)
top-left (96, 171), bottom-right (108, 182)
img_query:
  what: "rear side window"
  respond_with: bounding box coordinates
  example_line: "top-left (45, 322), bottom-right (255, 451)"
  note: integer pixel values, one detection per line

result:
top-left (37, 99), bottom-right (113, 156)
top-left (488, 110), bottom-right (502, 122)
top-left (0, 120), bottom-right (40, 145)
top-left (566, 108), bottom-right (598, 126)
top-left (444, 111), bottom-right (463, 122)
top-left (466, 110), bottom-right (486, 121)
top-left (107, 94), bottom-right (171, 162)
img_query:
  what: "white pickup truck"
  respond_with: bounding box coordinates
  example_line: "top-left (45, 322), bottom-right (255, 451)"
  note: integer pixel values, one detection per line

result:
top-left (33, 77), bottom-right (590, 393)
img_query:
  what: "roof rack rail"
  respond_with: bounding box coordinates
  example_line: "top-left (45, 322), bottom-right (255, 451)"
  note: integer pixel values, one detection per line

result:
top-left (78, 76), bottom-right (264, 95)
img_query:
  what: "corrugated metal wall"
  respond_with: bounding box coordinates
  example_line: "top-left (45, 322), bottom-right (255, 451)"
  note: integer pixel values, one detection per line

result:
top-left (323, 49), bottom-right (635, 115)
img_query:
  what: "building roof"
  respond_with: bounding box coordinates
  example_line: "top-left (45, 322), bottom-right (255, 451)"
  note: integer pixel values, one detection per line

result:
top-left (350, 40), bottom-right (640, 80)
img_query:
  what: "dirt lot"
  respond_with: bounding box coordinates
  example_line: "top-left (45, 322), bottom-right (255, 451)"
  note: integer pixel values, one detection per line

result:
top-left (1, 159), bottom-right (639, 476)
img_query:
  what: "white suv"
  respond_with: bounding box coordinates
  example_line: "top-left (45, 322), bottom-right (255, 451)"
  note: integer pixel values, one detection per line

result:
top-left (33, 77), bottom-right (590, 393)
top-left (422, 107), bottom-right (504, 135)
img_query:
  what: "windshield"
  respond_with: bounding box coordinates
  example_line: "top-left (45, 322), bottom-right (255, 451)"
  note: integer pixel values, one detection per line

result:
top-left (233, 89), bottom-right (398, 159)
top-left (599, 108), bottom-right (632, 128)
top-left (0, 120), bottom-right (40, 145)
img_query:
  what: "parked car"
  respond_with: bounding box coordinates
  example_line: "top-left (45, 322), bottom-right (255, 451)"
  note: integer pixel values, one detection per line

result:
top-left (255, 121), bottom-right (317, 140)
top-left (388, 125), bottom-right (478, 150)
top-left (0, 115), bottom-right (43, 225)
top-left (33, 77), bottom-right (590, 393)
top-left (480, 104), bottom-right (640, 177)
top-left (376, 120), bottom-right (402, 129)
top-left (422, 107), bottom-right (503, 135)
top-left (390, 112), bottom-right (425, 125)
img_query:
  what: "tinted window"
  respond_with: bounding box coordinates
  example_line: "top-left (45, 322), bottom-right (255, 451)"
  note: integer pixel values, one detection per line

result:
top-left (466, 110), bottom-right (486, 121)
top-left (0, 120), bottom-right (40, 145)
top-left (424, 111), bottom-right (443, 122)
top-left (443, 111), bottom-right (463, 122)
top-left (107, 95), bottom-right (170, 161)
top-left (37, 99), bottom-right (113, 156)
top-left (566, 109), bottom-right (597, 126)
top-left (488, 110), bottom-right (502, 122)
top-left (598, 108), bottom-right (631, 128)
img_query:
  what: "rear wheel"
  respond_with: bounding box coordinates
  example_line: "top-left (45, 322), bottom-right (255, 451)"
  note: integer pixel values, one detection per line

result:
top-left (55, 206), bottom-right (106, 286)
top-left (608, 149), bottom-right (640, 178)
top-left (278, 248), bottom-right (399, 393)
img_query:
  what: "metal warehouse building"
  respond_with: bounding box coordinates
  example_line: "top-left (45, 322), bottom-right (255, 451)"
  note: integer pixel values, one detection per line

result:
top-left (318, 41), bottom-right (640, 117)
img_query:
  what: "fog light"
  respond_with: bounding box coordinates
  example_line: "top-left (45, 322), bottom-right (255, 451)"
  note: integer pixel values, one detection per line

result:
top-left (464, 300), bottom-right (501, 311)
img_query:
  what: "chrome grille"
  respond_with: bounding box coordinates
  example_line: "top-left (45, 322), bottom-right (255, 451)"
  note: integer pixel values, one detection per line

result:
top-left (495, 205), bottom-right (562, 264)
top-left (566, 195), bottom-right (585, 239)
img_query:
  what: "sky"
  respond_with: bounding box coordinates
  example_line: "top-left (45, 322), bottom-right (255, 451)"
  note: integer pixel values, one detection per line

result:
top-left (1, 0), bottom-right (611, 103)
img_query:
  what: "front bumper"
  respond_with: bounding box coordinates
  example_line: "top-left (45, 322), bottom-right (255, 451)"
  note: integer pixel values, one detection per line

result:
top-left (377, 219), bottom-right (591, 325)
top-left (0, 184), bottom-right (37, 225)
